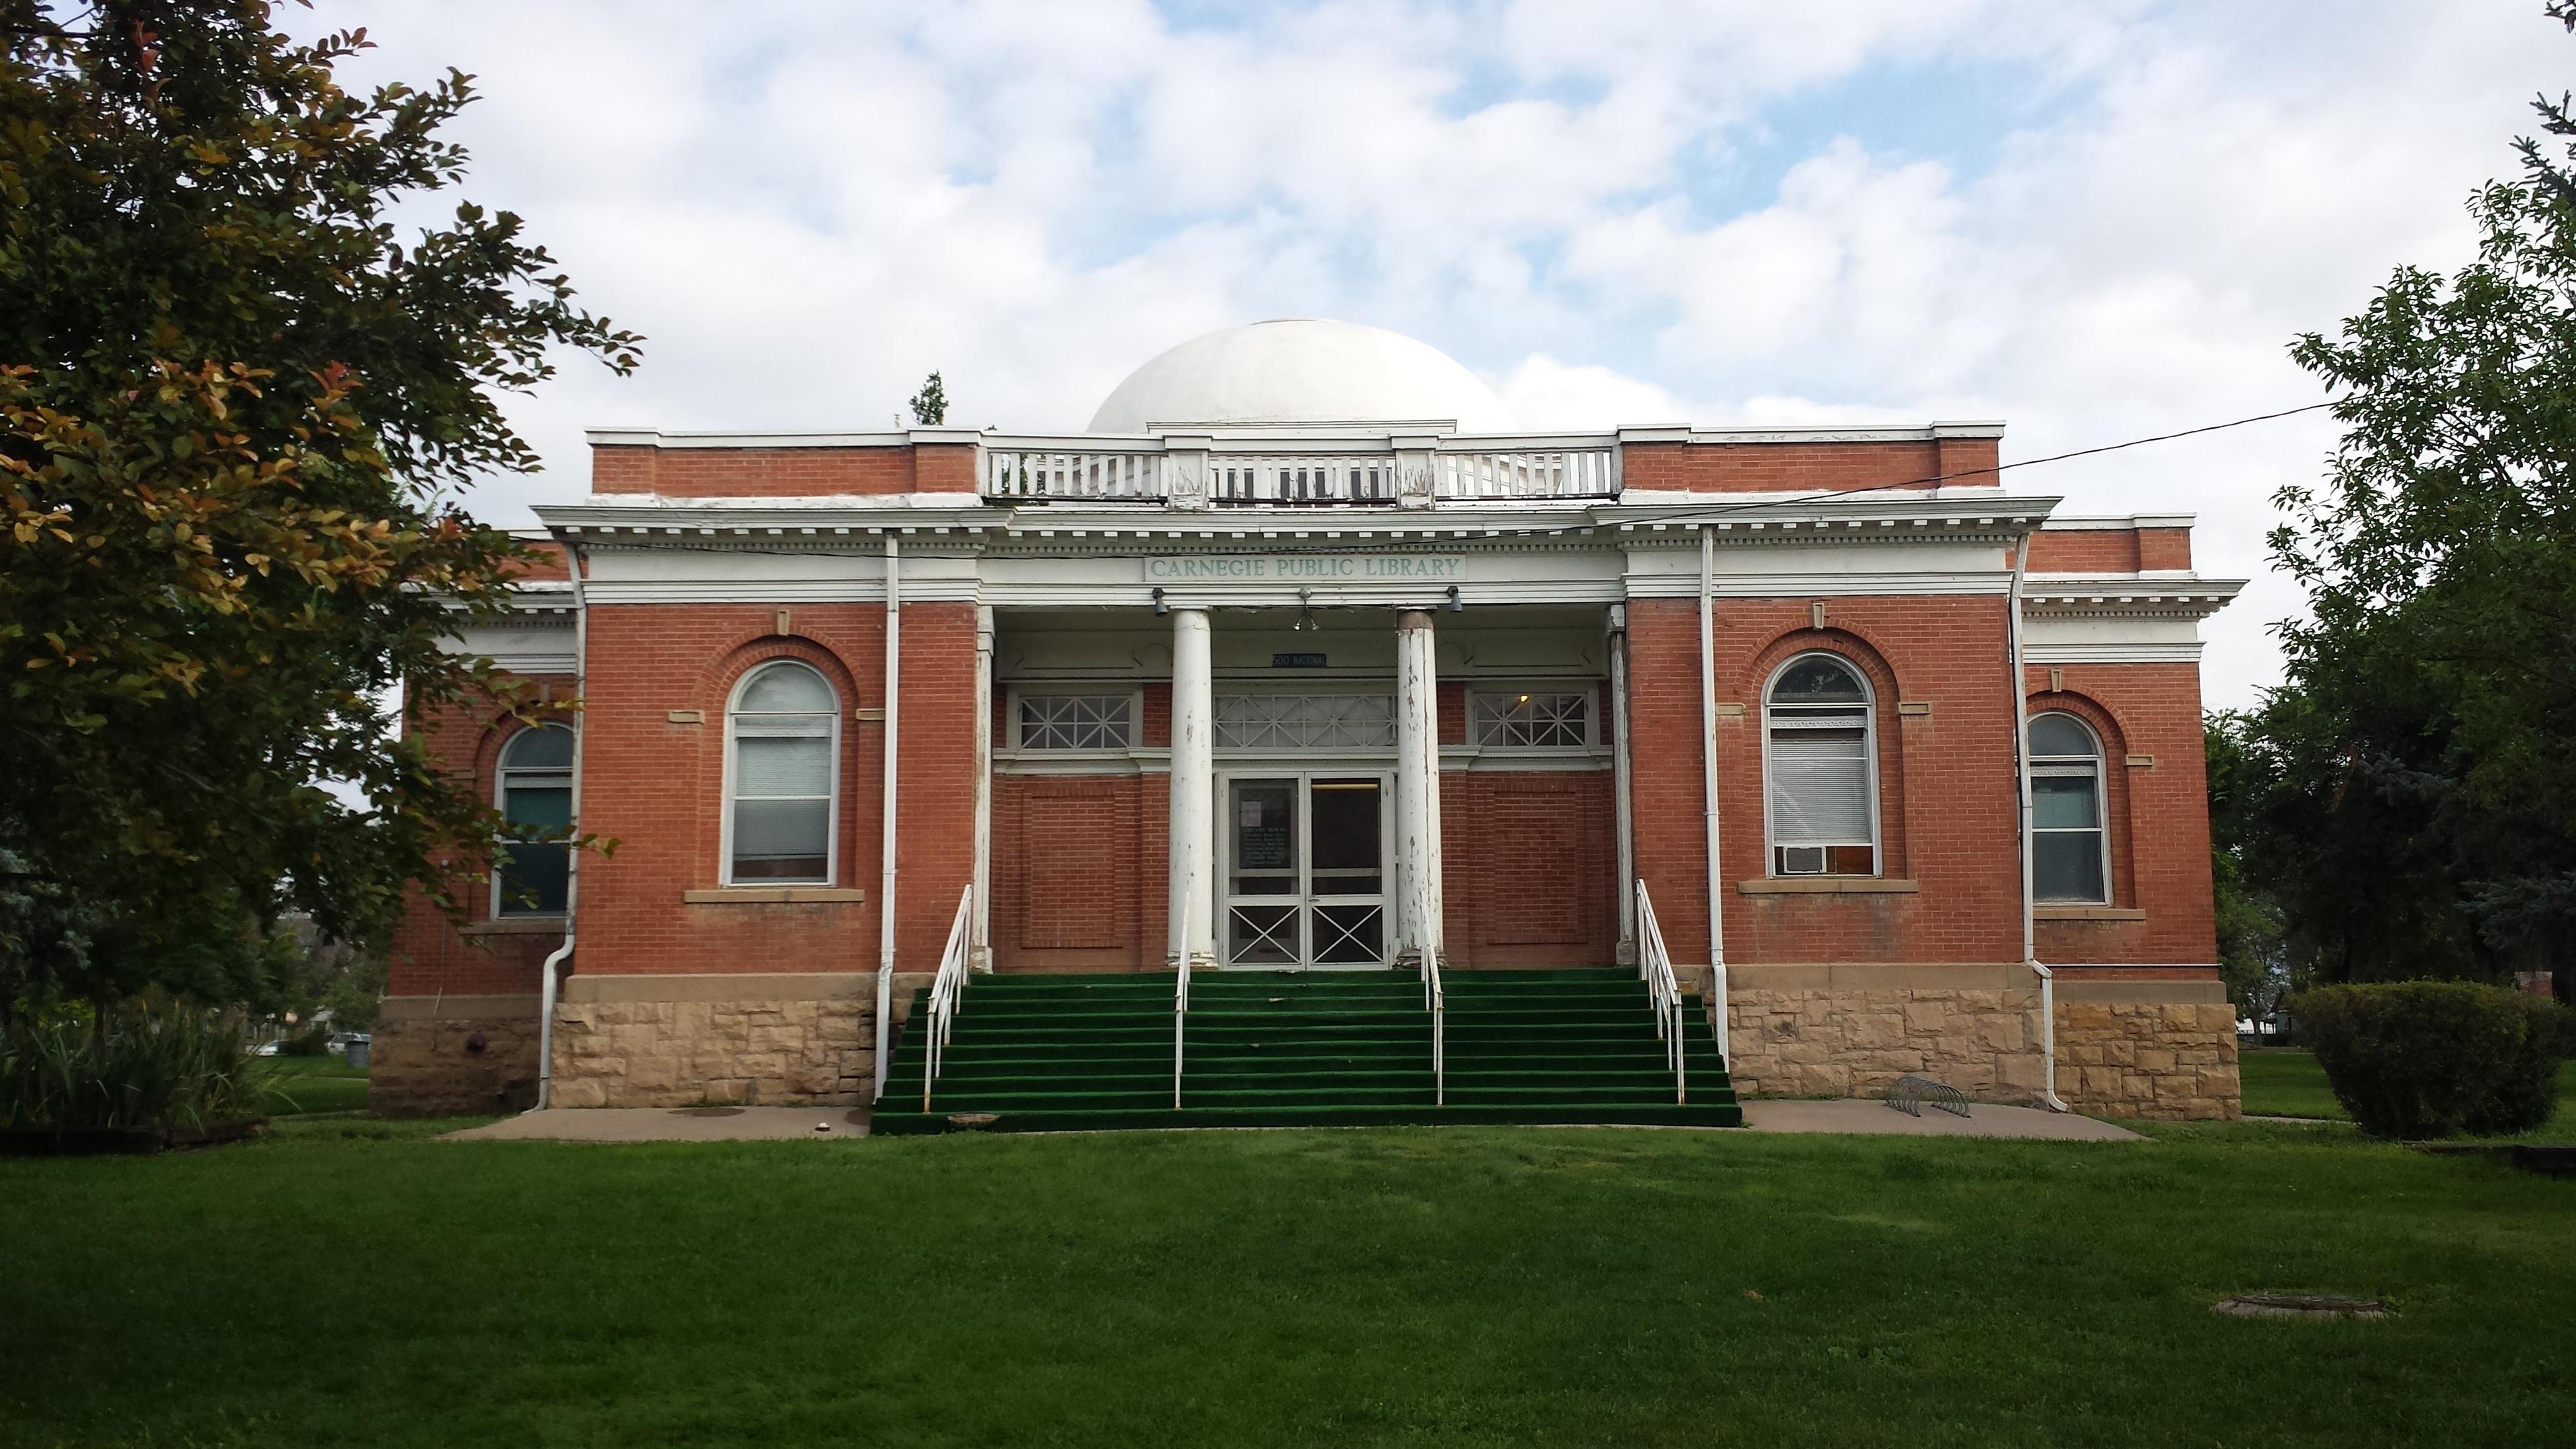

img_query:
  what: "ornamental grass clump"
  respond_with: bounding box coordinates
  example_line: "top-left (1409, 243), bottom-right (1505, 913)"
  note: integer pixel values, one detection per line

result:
top-left (0, 1004), bottom-right (271, 1131)
top-left (2292, 981), bottom-right (2575, 1138)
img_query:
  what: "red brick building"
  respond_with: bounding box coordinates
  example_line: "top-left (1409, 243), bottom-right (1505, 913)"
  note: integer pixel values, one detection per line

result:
top-left (374, 320), bottom-right (2243, 1122)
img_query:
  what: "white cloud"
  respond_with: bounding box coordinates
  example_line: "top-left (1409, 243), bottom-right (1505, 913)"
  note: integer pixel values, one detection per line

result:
top-left (291, 0), bottom-right (2568, 706)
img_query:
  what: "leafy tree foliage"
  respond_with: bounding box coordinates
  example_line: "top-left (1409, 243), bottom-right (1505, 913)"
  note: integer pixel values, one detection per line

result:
top-left (2231, 3), bottom-right (2576, 1000)
top-left (0, 1), bottom-right (638, 1011)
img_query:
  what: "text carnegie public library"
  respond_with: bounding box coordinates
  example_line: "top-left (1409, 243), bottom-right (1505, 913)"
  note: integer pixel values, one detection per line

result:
top-left (1144, 553), bottom-right (1467, 582)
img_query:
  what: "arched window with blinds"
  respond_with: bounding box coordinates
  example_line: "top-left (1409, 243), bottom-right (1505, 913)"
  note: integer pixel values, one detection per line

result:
top-left (1763, 653), bottom-right (1880, 877)
top-left (2029, 711), bottom-right (2108, 904)
top-left (725, 661), bottom-right (840, 885)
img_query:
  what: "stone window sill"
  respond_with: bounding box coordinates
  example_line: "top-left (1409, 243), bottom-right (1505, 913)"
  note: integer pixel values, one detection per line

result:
top-left (2035, 905), bottom-right (2147, 920)
top-left (1737, 878), bottom-right (1920, 895)
top-left (460, 916), bottom-right (567, 936)
top-left (683, 888), bottom-right (869, 904)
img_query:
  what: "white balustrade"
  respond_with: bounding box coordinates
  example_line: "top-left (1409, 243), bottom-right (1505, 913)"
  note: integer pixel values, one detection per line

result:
top-left (977, 435), bottom-right (1619, 505)
top-left (1432, 445), bottom-right (1620, 500)
top-left (984, 446), bottom-right (1165, 501)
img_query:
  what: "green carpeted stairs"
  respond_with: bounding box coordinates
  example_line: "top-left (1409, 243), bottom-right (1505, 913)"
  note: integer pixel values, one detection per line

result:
top-left (871, 969), bottom-right (1741, 1134)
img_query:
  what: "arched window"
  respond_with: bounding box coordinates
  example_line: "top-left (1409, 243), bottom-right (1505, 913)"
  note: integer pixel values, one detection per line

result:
top-left (726, 660), bottom-right (839, 884)
top-left (2029, 712), bottom-right (2108, 903)
top-left (494, 724), bottom-right (574, 916)
top-left (1764, 653), bottom-right (1878, 876)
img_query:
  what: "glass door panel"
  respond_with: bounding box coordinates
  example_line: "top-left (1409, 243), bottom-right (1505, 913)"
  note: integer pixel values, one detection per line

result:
top-left (1226, 778), bottom-right (1301, 966)
top-left (1307, 778), bottom-right (1385, 965)
top-left (1220, 773), bottom-right (1390, 969)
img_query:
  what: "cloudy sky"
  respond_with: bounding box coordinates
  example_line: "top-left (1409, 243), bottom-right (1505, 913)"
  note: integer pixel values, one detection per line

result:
top-left (303, 1), bottom-right (2568, 707)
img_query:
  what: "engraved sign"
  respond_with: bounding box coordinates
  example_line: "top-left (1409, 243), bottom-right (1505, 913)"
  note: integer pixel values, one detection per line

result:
top-left (1144, 554), bottom-right (1466, 582)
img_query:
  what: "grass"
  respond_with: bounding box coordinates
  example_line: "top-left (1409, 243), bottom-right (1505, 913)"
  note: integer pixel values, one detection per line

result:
top-left (259, 1056), bottom-right (372, 1117)
top-left (2240, 1048), bottom-right (2576, 1133)
top-left (5, 1118), bottom-right (2573, 1447)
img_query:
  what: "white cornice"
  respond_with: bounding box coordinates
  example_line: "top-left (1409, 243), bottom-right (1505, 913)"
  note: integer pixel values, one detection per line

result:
top-left (2021, 642), bottom-right (2208, 663)
top-left (2041, 513), bottom-right (2195, 531)
top-left (2020, 576), bottom-right (2244, 621)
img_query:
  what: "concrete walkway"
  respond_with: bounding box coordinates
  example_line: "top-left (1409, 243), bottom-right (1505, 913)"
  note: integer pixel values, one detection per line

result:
top-left (1743, 1099), bottom-right (2140, 1140)
top-left (445, 1107), bottom-right (869, 1142)
top-left (444, 1100), bottom-right (2137, 1144)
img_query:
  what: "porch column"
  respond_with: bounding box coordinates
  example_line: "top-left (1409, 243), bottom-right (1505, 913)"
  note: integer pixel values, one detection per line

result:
top-left (1167, 607), bottom-right (1216, 968)
top-left (1394, 608), bottom-right (1446, 968)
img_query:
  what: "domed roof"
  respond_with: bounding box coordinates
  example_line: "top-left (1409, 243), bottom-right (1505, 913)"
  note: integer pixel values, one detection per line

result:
top-left (1087, 319), bottom-right (1515, 433)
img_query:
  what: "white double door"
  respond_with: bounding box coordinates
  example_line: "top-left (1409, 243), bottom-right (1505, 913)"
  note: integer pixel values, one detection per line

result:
top-left (1219, 770), bottom-right (1393, 969)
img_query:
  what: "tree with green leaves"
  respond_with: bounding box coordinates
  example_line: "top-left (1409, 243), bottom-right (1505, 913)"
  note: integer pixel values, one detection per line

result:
top-left (2231, 1), bottom-right (2576, 1002)
top-left (1, 1), bottom-right (639, 1014)
top-left (909, 370), bottom-right (947, 427)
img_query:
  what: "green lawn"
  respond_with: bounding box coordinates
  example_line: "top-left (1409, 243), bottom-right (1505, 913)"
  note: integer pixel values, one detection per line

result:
top-left (5, 1118), bottom-right (2573, 1447)
top-left (258, 1055), bottom-right (372, 1116)
top-left (2241, 1048), bottom-right (2576, 1130)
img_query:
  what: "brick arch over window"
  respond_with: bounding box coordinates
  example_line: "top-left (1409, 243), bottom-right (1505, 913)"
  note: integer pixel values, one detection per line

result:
top-left (698, 636), bottom-right (872, 890)
top-left (1737, 627), bottom-right (1910, 879)
top-left (2024, 689), bottom-right (2136, 908)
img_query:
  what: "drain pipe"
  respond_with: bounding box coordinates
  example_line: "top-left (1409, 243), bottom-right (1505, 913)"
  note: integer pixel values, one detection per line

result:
top-left (2008, 528), bottom-right (2068, 1112)
top-left (1699, 527), bottom-right (1727, 1059)
top-left (873, 533), bottom-right (902, 1101)
top-left (532, 537), bottom-right (588, 1112)
top-left (1608, 605), bottom-right (1637, 963)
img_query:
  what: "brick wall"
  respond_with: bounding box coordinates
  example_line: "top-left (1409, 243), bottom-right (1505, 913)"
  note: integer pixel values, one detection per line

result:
top-left (2029, 662), bottom-right (2219, 967)
top-left (2021, 527), bottom-right (2191, 574)
top-left (570, 600), bottom-right (979, 977)
top-left (590, 442), bottom-right (978, 497)
top-left (1625, 594), bottom-right (2027, 967)
top-left (1620, 437), bottom-right (1998, 494)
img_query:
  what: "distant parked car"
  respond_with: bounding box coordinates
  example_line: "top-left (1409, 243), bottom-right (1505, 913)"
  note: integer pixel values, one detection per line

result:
top-left (252, 1040), bottom-right (282, 1057)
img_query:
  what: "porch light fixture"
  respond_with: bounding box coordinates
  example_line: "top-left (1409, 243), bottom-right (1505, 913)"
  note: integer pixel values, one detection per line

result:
top-left (1152, 586), bottom-right (1168, 616)
top-left (1446, 584), bottom-right (1462, 612)
top-left (1293, 588), bottom-right (1319, 632)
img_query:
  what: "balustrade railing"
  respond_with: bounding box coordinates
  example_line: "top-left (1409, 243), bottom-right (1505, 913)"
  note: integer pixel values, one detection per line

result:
top-left (1433, 444), bottom-right (1620, 500)
top-left (1633, 881), bottom-right (1688, 1105)
top-left (984, 445), bottom-right (1165, 502)
top-left (977, 435), bottom-right (1619, 506)
top-left (1211, 455), bottom-right (1398, 505)
top-left (918, 885), bottom-right (976, 1111)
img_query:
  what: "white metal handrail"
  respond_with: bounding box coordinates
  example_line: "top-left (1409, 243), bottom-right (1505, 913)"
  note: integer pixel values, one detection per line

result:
top-left (1421, 949), bottom-right (1446, 1106)
top-left (1173, 894), bottom-right (1193, 1110)
top-left (918, 884), bottom-right (975, 1111)
top-left (1633, 881), bottom-right (1687, 1105)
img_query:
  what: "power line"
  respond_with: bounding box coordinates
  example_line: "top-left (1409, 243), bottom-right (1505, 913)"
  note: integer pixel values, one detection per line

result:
top-left (541, 400), bottom-right (2341, 555)
top-left (1642, 400), bottom-right (2337, 526)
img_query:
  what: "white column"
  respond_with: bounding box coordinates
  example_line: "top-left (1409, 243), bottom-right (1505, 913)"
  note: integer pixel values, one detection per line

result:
top-left (1394, 608), bottom-right (1445, 968)
top-left (1167, 608), bottom-right (1216, 968)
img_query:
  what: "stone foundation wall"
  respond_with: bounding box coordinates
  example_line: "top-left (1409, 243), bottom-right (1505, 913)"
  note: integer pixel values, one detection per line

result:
top-left (2055, 987), bottom-right (2241, 1121)
top-left (547, 973), bottom-right (922, 1108)
top-left (1715, 965), bottom-right (2050, 1105)
top-left (370, 996), bottom-right (543, 1116)
top-left (1700, 965), bottom-right (2239, 1120)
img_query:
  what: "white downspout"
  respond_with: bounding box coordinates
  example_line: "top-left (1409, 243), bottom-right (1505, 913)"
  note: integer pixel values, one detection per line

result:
top-left (2008, 528), bottom-right (2068, 1112)
top-left (971, 602), bottom-right (994, 972)
top-left (1699, 527), bottom-right (1727, 1057)
top-left (1608, 604), bottom-right (1637, 964)
top-left (873, 533), bottom-right (902, 1101)
top-left (531, 539), bottom-right (587, 1112)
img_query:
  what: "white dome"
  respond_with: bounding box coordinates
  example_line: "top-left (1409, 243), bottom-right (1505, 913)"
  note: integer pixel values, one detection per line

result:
top-left (1087, 319), bottom-right (1515, 433)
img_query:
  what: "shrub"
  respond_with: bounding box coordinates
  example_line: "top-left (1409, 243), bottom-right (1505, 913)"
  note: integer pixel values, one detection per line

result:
top-left (0, 1004), bottom-right (272, 1130)
top-left (2292, 982), bottom-right (2576, 1138)
top-left (277, 1023), bottom-right (333, 1057)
